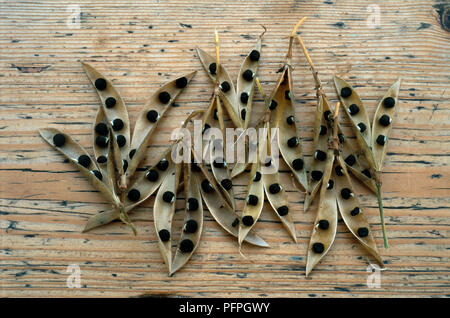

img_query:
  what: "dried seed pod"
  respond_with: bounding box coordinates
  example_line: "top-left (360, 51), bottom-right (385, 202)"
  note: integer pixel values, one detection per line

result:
top-left (126, 71), bottom-right (196, 181)
top-left (39, 128), bottom-right (120, 207)
top-left (171, 163), bottom-right (204, 275)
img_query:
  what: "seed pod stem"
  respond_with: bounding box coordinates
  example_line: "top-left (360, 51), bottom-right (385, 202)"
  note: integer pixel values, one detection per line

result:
top-left (287, 17), bottom-right (307, 63)
top-left (118, 204), bottom-right (137, 235)
top-left (375, 181), bottom-right (389, 249)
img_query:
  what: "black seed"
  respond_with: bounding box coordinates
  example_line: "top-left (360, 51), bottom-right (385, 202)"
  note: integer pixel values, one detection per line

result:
top-left (323, 110), bottom-right (332, 121)
top-left (112, 118), bottom-right (124, 131)
top-left (241, 108), bottom-right (246, 120)
top-left (53, 134), bottom-right (66, 147)
top-left (179, 239), bottom-right (194, 253)
top-left (146, 169), bottom-right (159, 182)
top-left (242, 69), bottom-right (254, 81)
top-left (95, 123), bottom-right (108, 136)
top-left (242, 215), bottom-right (254, 226)
top-left (269, 183), bottom-right (281, 194)
top-left (312, 242), bottom-right (325, 254)
top-left (286, 115), bottom-right (295, 125)
top-left (95, 135), bottom-right (108, 148)
top-left (253, 171), bottom-right (261, 182)
top-left (158, 91), bottom-right (171, 104)
top-left (92, 170), bottom-right (102, 180)
top-left (122, 159), bottom-right (128, 172)
top-left (287, 137), bottom-right (299, 148)
top-left (335, 166), bottom-right (344, 176)
top-left (202, 123), bottom-right (210, 135)
top-left (341, 188), bottom-right (352, 199)
top-left (376, 135), bottom-right (386, 146)
top-left (213, 158), bottom-right (225, 168)
top-left (192, 162), bottom-right (201, 172)
top-left (357, 227), bottom-right (369, 238)
top-left (379, 114), bottom-right (391, 127)
top-left (240, 92), bottom-right (249, 104)
top-left (348, 104), bottom-right (360, 115)
top-left (292, 158), bottom-right (304, 170)
top-left (201, 179), bottom-right (213, 193)
top-left (247, 194), bottom-right (259, 206)
top-left (209, 63), bottom-right (217, 75)
top-left (249, 50), bottom-right (260, 62)
top-left (94, 78), bottom-right (107, 90)
top-left (361, 169), bottom-right (371, 178)
top-left (345, 154), bottom-right (356, 166)
top-left (162, 191), bottom-right (175, 203)
top-left (158, 229), bottom-right (170, 242)
top-left (187, 198), bottom-right (199, 211)
top-left (220, 178), bottom-right (233, 190)
top-left (129, 149), bottom-right (136, 159)
top-left (318, 219), bottom-right (329, 230)
top-left (156, 159), bottom-right (169, 171)
top-left (269, 100), bottom-right (278, 110)
top-left (357, 122), bottom-right (367, 133)
top-left (383, 97), bottom-right (395, 108)
top-left (350, 207), bottom-right (360, 216)
top-left (277, 206), bottom-right (289, 216)
top-left (311, 170), bottom-right (323, 181)
top-left (315, 150), bottom-right (327, 161)
top-left (338, 133), bottom-right (345, 143)
top-left (327, 179), bottom-right (334, 189)
top-left (97, 155), bottom-right (107, 164)
top-left (78, 155), bottom-right (91, 168)
top-left (213, 109), bottom-right (218, 120)
top-left (340, 87), bottom-right (352, 98)
top-left (319, 125), bottom-right (327, 136)
top-left (176, 77), bottom-right (188, 88)
top-left (184, 220), bottom-right (198, 233)
top-left (231, 218), bottom-right (239, 227)
top-left (146, 110), bottom-right (159, 123)
top-left (127, 189), bottom-right (140, 202)
top-left (116, 135), bottom-right (126, 147)
top-left (105, 97), bottom-right (116, 108)
top-left (264, 158), bottom-right (272, 167)
top-left (285, 90), bottom-right (291, 100)
top-left (220, 81), bottom-right (230, 92)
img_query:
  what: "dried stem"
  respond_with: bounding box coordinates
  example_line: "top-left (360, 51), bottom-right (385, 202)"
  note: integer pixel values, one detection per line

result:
top-left (287, 17), bottom-right (307, 64)
top-left (375, 177), bottom-right (389, 249)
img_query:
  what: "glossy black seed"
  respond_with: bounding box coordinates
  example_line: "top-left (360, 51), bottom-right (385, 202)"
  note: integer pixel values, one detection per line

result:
top-left (253, 171), bottom-right (261, 182)
top-left (340, 87), bottom-right (352, 98)
top-left (184, 220), bottom-right (198, 233)
top-left (221, 178), bottom-right (233, 190)
top-left (220, 81), bottom-right (230, 92)
top-left (286, 115), bottom-right (295, 125)
top-left (319, 125), bottom-right (327, 136)
top-left (376, 135), bottom-right (386, 146)
top-left (323, 110), bottom-right (332, 121)
top-left (240, 92), bottom-right (249, 104)
top-left (187, 198), bottom-right (199, 211)
top-left (156, 159), bottom-right (169, 171)
top-left (379, 114), bottom-right (391, 127)
top-left (345, 154), bottom-right (356, 166)
top-left (122, 159), bottom-right (128, 172)
top-left (129, 149), bottom-right (136, 159)
top-left (383, 97), bottom-right (395, 108)
top-left (158, 229), bottom-right (170, 242)
top-left (213, 158), bottom-right (225, 168)
top-left (341, 188), bottom-right (352, 199)
top-left (105, 97), bottom-right (116, 108)
top-left (112, 118), bottom-right (124, 131)
top-left (335, 166), bottom-right (344, 176)
top-left (95, 135), bottom-right (108, 148)
top-left (201, 179), bottom-right (213, 193)
top-left (249, 50), bottom-right (260, 62)
top-left (53, 134), bottom-right (66, 147)
top-left (242, 215), bottom-right (254, 226)
top-left (97, 155), bottom-right (107, 164)
top-left (209, 63), bottom-right (217, 75)
top-left (162, 191), bottom-right (175, 203)
top-left (202, 123), bottom-right (210, 135)
top-left (241, 108), bottom-right (246, 120)
top-left (247, 194), bottom-right (259, 206)
top-left (292, 158), bottom-right (304, 170)
top-left (350, 207), bottom-right (360, 216)
top-left (146, 110), bottom-right (159, 123)
top-left (213, 109), bottom-right (218, 120)
top-left (116, 135), bottom-right (126, 147)
top-left (357, 227), bottom-right (369, 238)
top-left (269, 183), bottom-right (281, 194)
top-left (95, 123), bottom-right (108, 136)
top-left (287, 137), bottom-right (299, 148)
top-left (192, 162), bottom-right (201, 172)
top-left (92, 170), bottom-right (102, 180)
top-left (327, 179), bottom-right (334, 189)
top-left (158, 91), bottom-right (171, 104)
top-left (146, 169), bottom-right (159, 182)
top-left (285, 90), bottom-right (291, 100)
top-left (315, 150), bottom-right (327, 161)
top-left (348, 104), bottom-right (360, 115)
top-left (231, 218), bottom-right (239, 227)
top-left (242, 69), bottom-right (253, 81)
top-left (269, 99), bottom-right (278, 110)
top-left (361, 169), bottom-right (371, 178)
top-left (127, 189), bottom-right (140, 202)
top-left (312, 242), bottom-right (325, 254)
top-left (179, 239), bottom-right (194, 253)
top-left (318, 219), bottom-right (330, 230)
top-left (338, 133), bottom-right (345, 143)
top-left (78, 155), bottom-right (91, 168)
top-left (277, 206), bottom-right (289, 216)
top-left (264, 158), bottom-right (272, 167)
top-left (176, 77), bottom-right (188, 88)
top-left (95, 78), bottom-right (107, 90)
top-left (357, 122), bottom-right (367, 133)
top-left (311, 170), bottom-right (323, 181)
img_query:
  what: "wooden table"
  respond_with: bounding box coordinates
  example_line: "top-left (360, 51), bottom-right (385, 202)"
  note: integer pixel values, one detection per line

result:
top-left (1, 0), bottom-right (449, 297)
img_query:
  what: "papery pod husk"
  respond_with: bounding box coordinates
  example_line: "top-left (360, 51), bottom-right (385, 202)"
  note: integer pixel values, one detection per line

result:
top-left (39, 128), bottom-right (120, 207)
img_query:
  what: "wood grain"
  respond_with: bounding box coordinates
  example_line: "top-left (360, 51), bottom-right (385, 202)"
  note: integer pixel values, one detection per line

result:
top-left (1, 0), bottom-right (449, 297)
